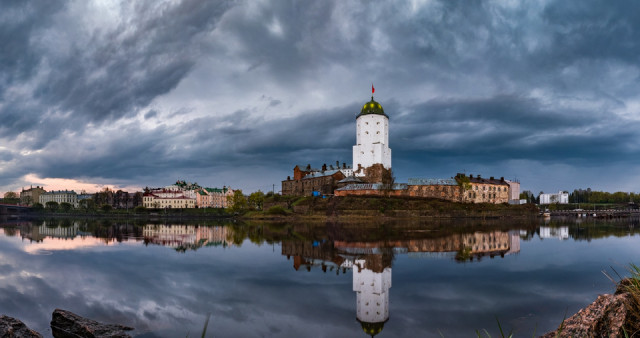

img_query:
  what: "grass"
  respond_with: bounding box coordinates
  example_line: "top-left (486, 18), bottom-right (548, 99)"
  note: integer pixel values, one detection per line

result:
top-left (619, 264), bottom-right (640, 337)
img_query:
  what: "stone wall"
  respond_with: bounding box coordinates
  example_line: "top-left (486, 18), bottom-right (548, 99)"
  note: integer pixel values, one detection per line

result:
top-left (282, 171), bottom-right (345, 196)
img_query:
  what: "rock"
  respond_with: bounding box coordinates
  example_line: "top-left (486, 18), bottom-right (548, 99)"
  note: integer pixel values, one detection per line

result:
top-left (541, 278), bottom-right (637, 338)
top-left (0, 315), bottom-right (42, 337)
top-left (50, 309), bottom-right (133, 338)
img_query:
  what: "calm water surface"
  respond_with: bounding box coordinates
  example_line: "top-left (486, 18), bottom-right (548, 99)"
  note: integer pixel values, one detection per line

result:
top-left (0, 217), bottom-right (638, 337)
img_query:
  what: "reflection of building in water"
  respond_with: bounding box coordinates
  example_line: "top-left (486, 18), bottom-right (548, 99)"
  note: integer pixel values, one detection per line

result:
top-left (539, 226), bottom-right (569, 240)
top-left (281, 230), bottom-right (520, 336)
top-left (39, 222), bottom-right (80, 239)
top-left (20, 222), bottom-right (80, 242)
top-left (143, 225), bottom-right (233, 251)
top-left (353, 255), bottom-right (391, 337)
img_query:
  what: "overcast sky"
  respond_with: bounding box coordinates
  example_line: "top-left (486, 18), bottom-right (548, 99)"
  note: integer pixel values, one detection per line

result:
top-left (2, 0), bottom-right (640, 194)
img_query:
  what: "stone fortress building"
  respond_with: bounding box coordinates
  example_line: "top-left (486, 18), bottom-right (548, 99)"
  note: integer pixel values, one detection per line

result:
top-left (282, 87), bottom-right (518, 204)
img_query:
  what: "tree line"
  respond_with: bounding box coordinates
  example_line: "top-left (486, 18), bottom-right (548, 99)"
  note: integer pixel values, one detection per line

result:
top-left (519, 188), bottom-right (640, 204)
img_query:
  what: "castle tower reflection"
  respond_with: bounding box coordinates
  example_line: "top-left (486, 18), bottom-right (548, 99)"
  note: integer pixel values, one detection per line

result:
top-left (282, 229), bottom-right (521, 336)
top-left (353, 254), bottom-right (392, 337)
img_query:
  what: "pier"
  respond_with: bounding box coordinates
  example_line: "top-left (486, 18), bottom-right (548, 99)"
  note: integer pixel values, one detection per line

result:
top-left (549, 209), bottom-right (640, 218)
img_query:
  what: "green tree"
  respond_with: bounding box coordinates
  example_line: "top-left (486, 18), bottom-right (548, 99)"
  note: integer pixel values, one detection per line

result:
top-left (60, 202), bottom-right (73, 212)
top-left (227, 190), bottom-right (247, 213)
top-left (45, 201), bottom-right (59, 211)
top-left (32, 203), bottom-right (44, 211)
top-left (101, 204), bottom-right (113, 212)
top-left (248, 191), bottom-right (265, 210)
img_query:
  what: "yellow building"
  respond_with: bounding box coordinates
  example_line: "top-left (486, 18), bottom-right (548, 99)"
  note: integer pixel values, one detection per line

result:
top-left (20, 186), bottom-right (46, 206)
top-left (143, 189), bottom-right (196, 208)
top-left (460, 174), bottom-right (510, 204)
top-left (196, 187), bottom-right (234, 208)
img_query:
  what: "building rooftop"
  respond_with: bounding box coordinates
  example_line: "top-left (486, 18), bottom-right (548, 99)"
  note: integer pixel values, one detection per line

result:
top-left (408, 178), bottom-right (458, 186)
top-left (358, 96), bottom-right (388, 119)
top-left (336, 183), bottom-right (407, 191)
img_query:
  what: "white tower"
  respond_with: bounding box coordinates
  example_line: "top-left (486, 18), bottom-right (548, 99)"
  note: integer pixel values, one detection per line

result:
top-left (352, 94), bottom-right (391, 177)
top-left (353, 258), bottom-right (391, 336)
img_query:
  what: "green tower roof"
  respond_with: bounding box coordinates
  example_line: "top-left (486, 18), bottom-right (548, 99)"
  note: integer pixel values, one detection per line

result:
top-left (358, 320), bottom-right (386, 337)
top-left (358, 96), bottom-right (387, 119)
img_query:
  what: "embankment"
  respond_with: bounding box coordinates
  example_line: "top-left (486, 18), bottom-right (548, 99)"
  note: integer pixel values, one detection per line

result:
top-left (256, 195), bottom-right (538, 220)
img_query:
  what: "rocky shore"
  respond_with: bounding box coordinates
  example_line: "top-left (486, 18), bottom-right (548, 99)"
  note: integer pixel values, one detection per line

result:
top-left (542, 278), bottom-right (639, 337)
top-left (0, 309), bottom-right (133, 338)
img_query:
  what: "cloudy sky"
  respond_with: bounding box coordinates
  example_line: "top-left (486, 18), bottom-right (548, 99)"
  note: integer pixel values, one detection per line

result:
top-left (2, 0), bottom-right (640, 194)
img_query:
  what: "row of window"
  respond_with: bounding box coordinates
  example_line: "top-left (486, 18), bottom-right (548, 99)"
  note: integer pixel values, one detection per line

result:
top-left (473, 185), bottom-right (507, 192)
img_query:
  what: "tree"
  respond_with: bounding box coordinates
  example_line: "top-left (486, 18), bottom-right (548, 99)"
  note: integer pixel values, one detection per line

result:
top-left (45, 201), bottom-right (59, 211)
top-left (32, 203), bottom-right (44, 211)
top-left (227, 190), bottom-right (247, 213)
top-left (79, 198), bottom-right (95, 210)
top-left (3, 191), bottom-right (17, 199)
top-left (101, 204), bottom-right (113, 212)
top-left (60, 202), bottom-right (73, 212)
top-left (248, 191), bottom-right (265, 210)
top-left (520, 191), bottom-right (535, 204)
top-left (22, 196), bottom-right (32, 206)
top-left (379, 168), bottom-right (396, 197)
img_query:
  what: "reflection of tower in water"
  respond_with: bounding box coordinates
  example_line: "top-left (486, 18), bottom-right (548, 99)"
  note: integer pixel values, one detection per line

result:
top-left (282, 230), bottom-right (520, 336)
top-left (352, 252), bottom-right (393, 337)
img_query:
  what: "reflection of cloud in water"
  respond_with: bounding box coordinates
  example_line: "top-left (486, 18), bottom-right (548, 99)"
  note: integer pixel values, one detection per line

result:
top-left (23, 237), bottom-right (112, 253)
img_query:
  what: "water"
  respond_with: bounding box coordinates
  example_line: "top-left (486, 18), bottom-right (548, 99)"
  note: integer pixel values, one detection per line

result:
top-left (0, 217), bottom-right (638, 337)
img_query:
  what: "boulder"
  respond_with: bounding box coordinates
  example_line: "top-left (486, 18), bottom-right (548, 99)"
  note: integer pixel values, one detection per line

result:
top-left (541, 278), bottom-right (638, 338)
top-left (0, 315), bottom-right (42, 337)
top-left (50, 309), bottom-right (133, 338)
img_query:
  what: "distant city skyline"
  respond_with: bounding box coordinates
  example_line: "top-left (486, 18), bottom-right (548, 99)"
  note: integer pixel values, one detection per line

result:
top-left (2, 1), bottom-right (640, 195)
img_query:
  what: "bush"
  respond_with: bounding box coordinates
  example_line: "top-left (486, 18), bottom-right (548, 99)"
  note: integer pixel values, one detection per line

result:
top-left (134, 206), bottom-right (146, 213)
top-left (100, 204), bottom-right (113, 212)
top-left (32, 203), bottom-right (44, 211)
top-left (45, 201), bottom-right (59, 211)
top-left (60, 202), bottom-right (73, 212)
top-left (266, 205), bottom-right (288, 216)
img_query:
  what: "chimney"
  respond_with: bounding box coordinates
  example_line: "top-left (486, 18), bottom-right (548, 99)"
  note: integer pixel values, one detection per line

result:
top-left (306, 164), bottom-right (311, 171)
top-left (477, 174), bottom-right (481, 179)
top-left (343, 162), bottom-right (346, 168)
top-left (336, 160), bottom-right (340, 167)
top-left (500, 177), bottom-right (504, 181)
top-left (490, 176), bottom-right (494, 180)
top-left (287, 176), bottom-right (291, 181)
top-left (322, 163), bottom-right (327, 171)
top-left (469, 174), bottom-right (473, 178)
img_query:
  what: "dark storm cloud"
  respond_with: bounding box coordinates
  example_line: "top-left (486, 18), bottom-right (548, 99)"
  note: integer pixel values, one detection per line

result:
top-left (392, 95), bottom-right (639, 164)
top-left (0, 0), bottom-right (232, 142)
top-left (2, 0), bottom-right (640, 192)
top-left (0, 1), bottom-right (64, 87)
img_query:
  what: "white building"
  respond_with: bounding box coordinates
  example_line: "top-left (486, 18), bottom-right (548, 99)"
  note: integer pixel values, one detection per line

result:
top-left (539, 191), bottom-right (569, 204)
top-left (353, 258), bottom-right (391, 336)
top-left (505, 180), bottom-right (521, 202)
top-left (353, 95), bottom-right (391, 176)
top-left (39, 190), bottom-right (78, 208)
top-left (539, 226), bottom-right (569, 240)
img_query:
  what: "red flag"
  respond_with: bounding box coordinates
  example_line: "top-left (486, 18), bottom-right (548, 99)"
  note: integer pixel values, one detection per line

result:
top-left (372, 84), bottom-right (375, 94)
